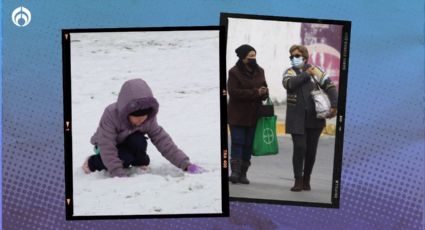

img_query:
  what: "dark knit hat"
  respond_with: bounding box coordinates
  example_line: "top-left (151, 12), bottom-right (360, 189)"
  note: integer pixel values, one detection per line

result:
top-left (129, 107), bottom-right (153, 116)
top-left (235, 44), bottom-right (256, 59)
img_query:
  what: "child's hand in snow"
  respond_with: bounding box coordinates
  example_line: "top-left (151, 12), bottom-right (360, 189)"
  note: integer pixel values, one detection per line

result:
top-left (185, 164), bottom-right (207, 174)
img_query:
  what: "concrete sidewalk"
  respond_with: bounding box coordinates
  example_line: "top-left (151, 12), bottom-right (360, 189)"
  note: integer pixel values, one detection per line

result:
top-left (229, 135), bottom-right (335, 204)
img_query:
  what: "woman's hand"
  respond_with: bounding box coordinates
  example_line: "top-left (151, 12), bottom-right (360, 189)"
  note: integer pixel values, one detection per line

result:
top-left (327, 108), bottom-right (337, 118)
top-left (258, 87), bottom-right (268, 96)
top-left (307, 66), bottom-right (325, 79)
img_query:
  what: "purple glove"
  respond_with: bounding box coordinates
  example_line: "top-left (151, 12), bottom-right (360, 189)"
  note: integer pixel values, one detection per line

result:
top-left (186, 164), bottom-right (207, 174)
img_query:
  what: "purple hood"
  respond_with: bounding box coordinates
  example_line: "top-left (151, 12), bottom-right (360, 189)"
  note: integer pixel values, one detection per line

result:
top-left (116, 79), bottom-right (159, 126)
top-left (90, 79), bottom-right (190, 177)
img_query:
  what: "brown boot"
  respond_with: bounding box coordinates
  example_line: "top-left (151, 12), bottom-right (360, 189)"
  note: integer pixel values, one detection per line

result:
top-left (239, 161), bottom-right (251, 184)
top-left (290, 177), bottom-right (303, 192)
top-left (303, 175), bottom-right (311, 191)
top-left (229, 158), bottom-right (242, 184)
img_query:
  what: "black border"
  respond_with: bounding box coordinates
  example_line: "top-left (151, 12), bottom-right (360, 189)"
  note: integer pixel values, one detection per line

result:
top-left (62, 26), bottom-right (229, 220)
top-left (220, 12), bottom-right (351, 208)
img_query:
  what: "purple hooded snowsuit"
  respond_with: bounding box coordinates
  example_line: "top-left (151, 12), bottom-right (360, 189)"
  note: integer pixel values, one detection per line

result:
top-left (90, 79), bottom-right (190, 177)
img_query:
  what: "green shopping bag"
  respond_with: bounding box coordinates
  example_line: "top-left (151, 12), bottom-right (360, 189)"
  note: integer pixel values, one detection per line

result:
top-left (253, 115), bottom-right (279, 156)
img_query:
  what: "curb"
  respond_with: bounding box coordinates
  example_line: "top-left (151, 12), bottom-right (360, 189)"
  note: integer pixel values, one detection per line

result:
top-left (276, 122), bottom-right (336, 136)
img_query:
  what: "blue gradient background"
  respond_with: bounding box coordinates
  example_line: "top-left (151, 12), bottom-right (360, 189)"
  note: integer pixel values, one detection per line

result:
top-left (2, 0), bottom-right (424, 229)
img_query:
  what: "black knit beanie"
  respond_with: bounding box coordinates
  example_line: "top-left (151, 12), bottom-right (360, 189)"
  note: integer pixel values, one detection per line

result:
top-left (235, 44), bottom-right (256, 59)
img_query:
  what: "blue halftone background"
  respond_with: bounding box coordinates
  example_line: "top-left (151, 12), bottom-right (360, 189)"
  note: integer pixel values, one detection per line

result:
top-left (0, 1), bottom-right (3, 228)
top-left (2, 0), bottom-right (424, 229)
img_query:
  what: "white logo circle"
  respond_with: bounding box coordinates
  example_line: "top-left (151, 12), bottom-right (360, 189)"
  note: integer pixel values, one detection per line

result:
top-left (12, 6), bottom-right (31, 27)
top-left (263, 128), bottom-right (274, 144)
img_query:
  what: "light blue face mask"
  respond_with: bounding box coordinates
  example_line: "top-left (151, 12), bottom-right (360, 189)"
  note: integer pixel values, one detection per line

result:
top-left (291, 56), bottom-right (304, 68)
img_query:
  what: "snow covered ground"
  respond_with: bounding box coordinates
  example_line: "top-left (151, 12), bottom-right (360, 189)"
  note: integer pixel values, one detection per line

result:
top-left (70, 30), bottom-right (222, 216)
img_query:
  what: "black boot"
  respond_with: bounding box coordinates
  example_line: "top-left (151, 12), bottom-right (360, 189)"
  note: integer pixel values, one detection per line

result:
top-left (303, 175), bottom-right (311, 191)
top-left (239, 160), bottom-right (251, 184)
top-left (229, 158), bottom-right (242, 184)
top-left (290, 177), bottom-right (303, 192)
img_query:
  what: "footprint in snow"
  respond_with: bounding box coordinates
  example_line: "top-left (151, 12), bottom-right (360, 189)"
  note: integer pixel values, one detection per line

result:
top-left (188, 183), bottom-right (204, 191)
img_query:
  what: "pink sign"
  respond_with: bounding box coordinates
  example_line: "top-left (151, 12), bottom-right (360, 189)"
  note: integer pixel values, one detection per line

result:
top-left (301, 23), bottom-right (343, 90)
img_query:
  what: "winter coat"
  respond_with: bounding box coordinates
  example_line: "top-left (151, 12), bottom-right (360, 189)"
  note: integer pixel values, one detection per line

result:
top-left (282, 65), bottom-right (338, 135)
top-left (90, 79), bottom-right (190, 177)
top-left (227, 63), bottom-right (268, 127)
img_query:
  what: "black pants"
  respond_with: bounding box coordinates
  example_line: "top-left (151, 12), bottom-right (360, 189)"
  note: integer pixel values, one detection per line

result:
top-left (88, 132), bottom-right (150, 172)
top-left (291, 128), bottom-right (323, 178)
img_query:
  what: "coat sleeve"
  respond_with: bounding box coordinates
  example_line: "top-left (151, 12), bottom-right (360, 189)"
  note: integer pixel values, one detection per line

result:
top-left (282, 68), bottom-right (310, 91)
top-left (260, 69), bottom-right (269, 100)
top-left (147, 118), bottom-right (191, 170)
top-left (323, 78), bottom-right (338, 108)
top-left (96, 108), bottom-right (127, 177)
top-left (227, 69), bottom-right (260, 101)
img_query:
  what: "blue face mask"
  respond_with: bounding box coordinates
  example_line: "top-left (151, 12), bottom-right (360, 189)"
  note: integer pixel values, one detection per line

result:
top-left (291, 56), bottom-right (304, 68)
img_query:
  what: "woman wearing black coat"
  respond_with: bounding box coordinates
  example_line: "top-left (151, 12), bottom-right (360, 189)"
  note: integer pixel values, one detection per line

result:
top-left (282, 45), bottom-right (338, 191)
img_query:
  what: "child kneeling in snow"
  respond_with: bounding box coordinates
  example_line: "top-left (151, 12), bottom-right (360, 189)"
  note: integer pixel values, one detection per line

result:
top-left (82, 78), bottom-right (204, 177)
